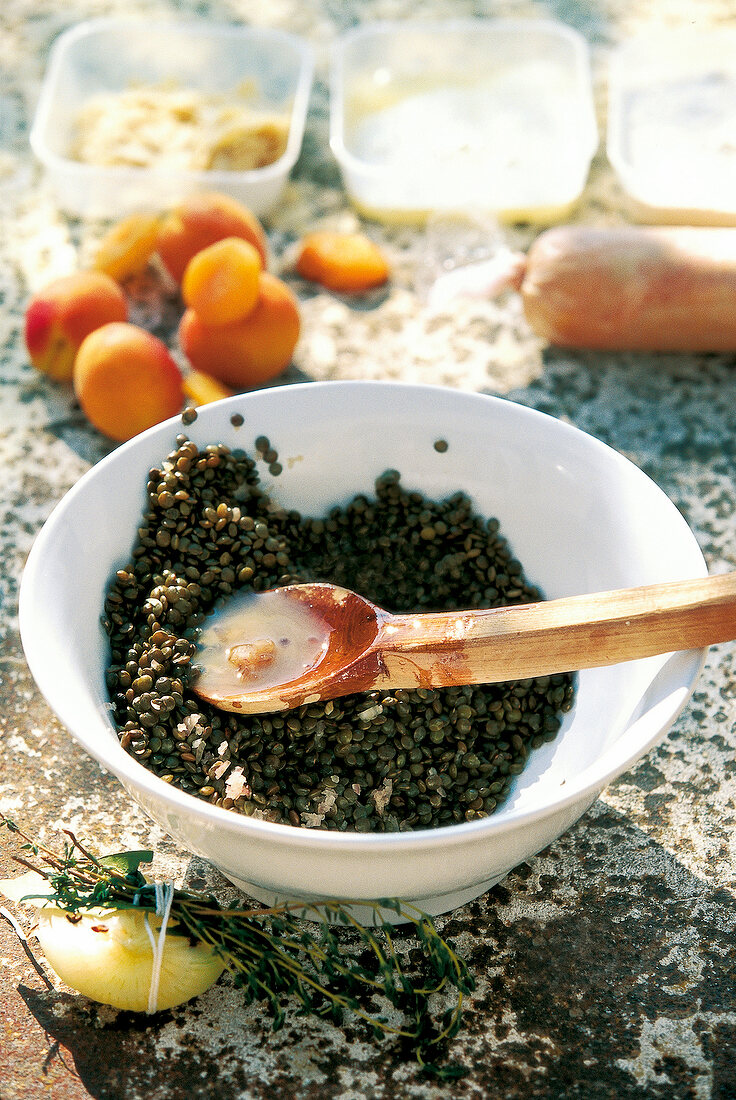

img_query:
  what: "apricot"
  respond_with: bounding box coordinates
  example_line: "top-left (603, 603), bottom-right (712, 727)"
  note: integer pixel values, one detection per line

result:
top-left (179, 272), bottom-right (300, 389)
top-left (156, 192), bottom-right (268, 284)
top-left (94, 213), bottom-right (161, 283)
top-left (182, 369), bottom-right (234, 406)
top-left (295, 231), bottom-right (390, 294)
top-left (182, 237), bottom-right (262, 326)
top-left (74, 322), bottom-right (183, 442)
top-left (24, 271), bottom-right (128, 382)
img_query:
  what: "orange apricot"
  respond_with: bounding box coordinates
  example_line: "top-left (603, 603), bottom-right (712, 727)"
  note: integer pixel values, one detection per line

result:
top-left (93, 213), bottom-right (161, 282)
top-left (178, 272), bottom-right (300, 389)
top-left (182, 369), bottom-right (234, 406)
top-left (73, 322), bottom-right (183, 442)
top-left (181, 237), bottom-right (262, 326)
top-left (295, 231), bottom-right (389, 294)
top-left (156, 192), bottom-right (268, 284)
top-left (24, 271), bottom-right (128, 382)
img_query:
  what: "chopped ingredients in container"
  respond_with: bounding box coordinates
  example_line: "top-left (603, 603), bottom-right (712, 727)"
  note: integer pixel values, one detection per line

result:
top-left (72, 83), bottom-right (290, 172)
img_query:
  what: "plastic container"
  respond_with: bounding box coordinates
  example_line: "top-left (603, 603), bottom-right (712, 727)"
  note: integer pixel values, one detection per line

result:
top-left (329, 19), bottom-right (598, 225)
top-left (608, 30), bottom-right (736, 225)
top-left (29, 18), bottom-right (314, 219)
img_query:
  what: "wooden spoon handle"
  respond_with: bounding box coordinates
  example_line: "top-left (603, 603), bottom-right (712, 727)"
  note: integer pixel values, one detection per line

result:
top-left (378, 572), bottom-right (736, 688)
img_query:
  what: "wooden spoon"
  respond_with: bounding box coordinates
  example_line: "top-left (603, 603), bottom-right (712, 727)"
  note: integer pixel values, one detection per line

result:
top-left (191, 572), bottom-right (736, 714)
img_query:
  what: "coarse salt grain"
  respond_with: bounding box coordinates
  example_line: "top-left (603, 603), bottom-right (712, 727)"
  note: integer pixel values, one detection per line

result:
top-left (225, 767), bottom-right (249, 800)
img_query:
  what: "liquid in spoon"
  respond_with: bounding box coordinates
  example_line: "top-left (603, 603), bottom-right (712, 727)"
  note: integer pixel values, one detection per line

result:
top-left (193, 589), bottom-right (331, 702)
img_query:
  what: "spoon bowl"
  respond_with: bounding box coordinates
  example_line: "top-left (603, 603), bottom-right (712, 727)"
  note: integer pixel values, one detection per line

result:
top-left (192, 583), bottom-right (382, 712)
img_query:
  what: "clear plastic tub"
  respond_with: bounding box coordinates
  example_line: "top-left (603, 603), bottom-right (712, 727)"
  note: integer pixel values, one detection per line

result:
top-left (608, 30), bottom-right (736, 225)
top-left (329, 19), bottom-right (598, 225)
top-left (30, 18), bottom-right (314, 220)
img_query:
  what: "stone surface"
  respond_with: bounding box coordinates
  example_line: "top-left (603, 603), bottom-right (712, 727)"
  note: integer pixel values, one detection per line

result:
top-left (1, 1), bottom-right (735, 1098)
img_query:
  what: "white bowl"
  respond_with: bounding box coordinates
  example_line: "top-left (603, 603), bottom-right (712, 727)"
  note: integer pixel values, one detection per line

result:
top-left (19, 382), bottom-right (706, 918)
top-left (30, 18), bottom-right (314, 219)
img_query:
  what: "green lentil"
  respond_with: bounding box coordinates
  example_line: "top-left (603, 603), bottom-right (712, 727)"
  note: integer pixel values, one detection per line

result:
top-left (104, 436), bottom-right (575, 834)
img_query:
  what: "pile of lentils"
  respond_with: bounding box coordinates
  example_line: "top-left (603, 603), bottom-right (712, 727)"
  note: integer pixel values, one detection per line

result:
top-left (104, 427), bottom-right (575, 833)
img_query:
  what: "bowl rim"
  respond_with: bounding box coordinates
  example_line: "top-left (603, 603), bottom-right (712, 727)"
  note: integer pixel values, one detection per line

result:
top-left (19, 380), bottom-right (707, 854)
top-left (29, 16), bottom-right (316, 187)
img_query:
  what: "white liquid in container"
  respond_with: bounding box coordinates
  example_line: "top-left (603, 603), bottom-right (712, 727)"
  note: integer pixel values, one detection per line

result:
top-left (342, 59), bottom-right (593, 217)
top-left (620, 74), bottom-right (736, 210)
top-left (607, 30), bottom-right (736, 223)
top-left (194, 589), bottom-right (330, 699)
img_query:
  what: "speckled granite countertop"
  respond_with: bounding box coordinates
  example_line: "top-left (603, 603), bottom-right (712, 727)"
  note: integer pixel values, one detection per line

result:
top-left (1, 1), bottom-right (735, 1097)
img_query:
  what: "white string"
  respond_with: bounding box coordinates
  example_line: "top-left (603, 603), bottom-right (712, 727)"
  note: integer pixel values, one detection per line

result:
top-left (144, 881), bottom-right (175, 1014)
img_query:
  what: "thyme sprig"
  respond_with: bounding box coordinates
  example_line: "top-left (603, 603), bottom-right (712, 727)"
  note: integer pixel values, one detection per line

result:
top-left (0, 816), bottom-right (473, 1077)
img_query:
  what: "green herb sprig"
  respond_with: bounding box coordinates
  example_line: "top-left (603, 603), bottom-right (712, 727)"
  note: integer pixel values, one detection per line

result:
top-left (0, 816), bottom-right (473, 1077)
